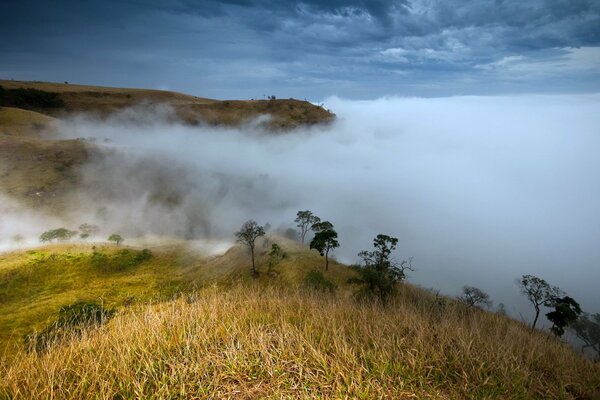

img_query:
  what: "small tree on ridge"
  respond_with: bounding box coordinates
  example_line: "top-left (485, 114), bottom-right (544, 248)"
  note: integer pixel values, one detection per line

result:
top-left (518, 274), bottom-right (562, 331)
top-left (309, 221), bottom-right (339, 270)
top-left (235, 220), bottom-right (265, 277)
top-left (295, 210), bottom-right (320, 244)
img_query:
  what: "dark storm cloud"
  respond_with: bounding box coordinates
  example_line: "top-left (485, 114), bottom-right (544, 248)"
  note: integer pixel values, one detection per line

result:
top-left (0, 0), bottom-right (599, 97)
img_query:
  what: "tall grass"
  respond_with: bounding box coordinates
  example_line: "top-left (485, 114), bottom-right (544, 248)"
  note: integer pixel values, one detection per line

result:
top-left (1, 284), bottom-right (599, 399)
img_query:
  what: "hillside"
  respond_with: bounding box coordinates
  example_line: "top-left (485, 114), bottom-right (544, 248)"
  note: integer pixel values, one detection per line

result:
top-left (0, 80), bottom-right (335, 213)
top-left (0, 80), bottom-right (335, 129)
top-left (0, 238), bottom-right (599, 398)
top-left (0, 236), bottom-right (351, 354)
top-left (1, 273), bottom-right (599, 398)
top-left (0, 107), bottom-right (90, 210)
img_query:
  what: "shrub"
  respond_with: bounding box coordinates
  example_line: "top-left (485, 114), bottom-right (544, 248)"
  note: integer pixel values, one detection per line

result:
top-left (302, 270), bottom-right (336, 293)
top-left (92, 249), bottom-right (152, 272)
top-left (0, 85), bottom-right (65, 109)
top-left (25, 301), bottom-right (114, 353)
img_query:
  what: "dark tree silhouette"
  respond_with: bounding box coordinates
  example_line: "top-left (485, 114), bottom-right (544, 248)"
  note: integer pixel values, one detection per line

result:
top-left (459, 286), bottom-right (492, 309)
top-left (546, 296), bottom-right (582, 337)
top-left (235, 220), bottom-right (265, 277)
top-left (309, 221), bottom-right (339, 270)
top-left (107, 234), bottom-right (124, 246)
top-left (517, 274), bottom-right (562, 331)
top-left (349, 234), bottom-right (413, 304)
top-left (294, 210), bottom-right (320, 244)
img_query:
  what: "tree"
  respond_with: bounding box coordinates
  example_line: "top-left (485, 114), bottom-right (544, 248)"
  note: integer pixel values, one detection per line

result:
top-left (349, 234), bottom-right (413, 304)
top-left (235, 220), bottom-right (265, 277)
top-left (107, 234), bottom-right (124, 246)
top-left (309, 221), bottom-right (339, 270)
top-left (571, 313), bottom-right (600, 360)
top-left (546, 296), bottom-right (582, 337)
top-left (39, 228), bottom-right (77, 243)
top-left (517, 274), bottom-right (562, 331)
top-left (79, 223), bottom-right (99, 240)
top-left (294, 210), bottom-right (320, 244)
top-left (459, 286), bottom-right (492, 309)
top-left (268, 243), bottom-right (286, 273)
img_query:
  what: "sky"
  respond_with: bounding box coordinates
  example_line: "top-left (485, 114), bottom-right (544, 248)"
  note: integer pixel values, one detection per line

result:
top-left (1, 0), bottom-right (600, 99)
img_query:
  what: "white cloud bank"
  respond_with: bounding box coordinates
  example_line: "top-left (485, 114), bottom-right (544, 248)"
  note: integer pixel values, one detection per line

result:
top-left (2, 93), bottom-right (599, 322)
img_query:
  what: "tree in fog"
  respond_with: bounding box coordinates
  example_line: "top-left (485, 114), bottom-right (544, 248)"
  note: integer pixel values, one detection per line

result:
top-left (268, 243), bottom-right (286, 273)
top-left (309, 221), bottom-right (338, 270)
top-left (517, 274), bottom-right (562, 331)
top-left (546, 296), bottom-right (582, 337)
top-left (459, 286), bottom-right (492, 309)
top-left (295, 210), bottom-right (320, 244)
top-left (79, 223), bottom-right (99, 240)
top-left (571, 313), bottom-right (600, 360)
top-left (349, 234), bottom-right (413, 304)
top-left (235, 220), bottom-right (265, 277)
top-left (107, 234), bottom-right (124, 246)
top-left (40, 228), bottom-right (77, 243)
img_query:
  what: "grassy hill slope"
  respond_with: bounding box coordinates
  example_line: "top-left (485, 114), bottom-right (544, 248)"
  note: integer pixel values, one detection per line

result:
top-left (0, 239), bottom-right (599, 398)
top-left (0, 80), bottom-right (335, 212)
top-left (0, 80), bottom-right (335, 129)
top-left (0, 236), bottom-right (350, 354)
top-left (1, 283), bottom-right (599, 398)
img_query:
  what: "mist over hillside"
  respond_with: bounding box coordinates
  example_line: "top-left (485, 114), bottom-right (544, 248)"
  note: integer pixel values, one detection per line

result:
top-left (3, 94), bottom-right (598, 323)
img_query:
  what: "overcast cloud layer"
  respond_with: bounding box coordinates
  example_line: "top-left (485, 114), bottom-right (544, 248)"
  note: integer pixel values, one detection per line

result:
top-left (1, 0), bottom-right (600, 98)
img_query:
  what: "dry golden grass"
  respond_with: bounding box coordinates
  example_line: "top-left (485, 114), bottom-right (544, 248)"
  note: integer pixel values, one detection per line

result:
top-left (1, 284), bottom-right (598, 399)
top-left (0, 107), bottom-right (57, 138)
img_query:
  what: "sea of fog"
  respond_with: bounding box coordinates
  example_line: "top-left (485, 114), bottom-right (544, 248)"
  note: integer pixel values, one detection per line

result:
top-left (1, 93), bottom-right (599, 327)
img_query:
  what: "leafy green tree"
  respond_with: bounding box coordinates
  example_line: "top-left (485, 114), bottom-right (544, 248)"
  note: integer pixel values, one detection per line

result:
top-left (517, 274), bottom-right (562, 331)
top-left (235, 220), bottom-right (265, 277)
top-left (459, 286), bottom-right (492, 309)
top-left (39, 228), bottom-right (77, 243)
top-left (295, 210), bottom-right (320, 244)
top-left (107, 234), bottom-right (124, 246)
top-left (571, 313), bottom-right (600, 360)
top-left (309, 221), bottom-right (339, 270)
top-left (349, 234), bottom-right (413, 304)
top-left (546, 296), bottom-right (582, 337)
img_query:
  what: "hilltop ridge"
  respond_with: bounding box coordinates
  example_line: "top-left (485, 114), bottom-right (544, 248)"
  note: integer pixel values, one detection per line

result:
top-left (0, 80), bottom-right (335, 129)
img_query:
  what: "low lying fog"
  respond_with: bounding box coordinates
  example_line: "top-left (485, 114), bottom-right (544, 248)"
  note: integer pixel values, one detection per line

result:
top-left (3, 94), bottom-right (600, 322)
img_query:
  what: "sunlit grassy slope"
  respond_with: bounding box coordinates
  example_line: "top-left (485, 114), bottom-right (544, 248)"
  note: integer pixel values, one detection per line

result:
top-left (0, 236), bottom-right (349, 354)
top-left (0, 238), bottom-right (599, 399)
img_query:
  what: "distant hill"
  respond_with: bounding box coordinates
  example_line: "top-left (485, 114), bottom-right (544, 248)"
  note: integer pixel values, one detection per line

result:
top-left (0, 80), bottom-right (335, 129)
top-left (0, 80), bottom-right (335, 212)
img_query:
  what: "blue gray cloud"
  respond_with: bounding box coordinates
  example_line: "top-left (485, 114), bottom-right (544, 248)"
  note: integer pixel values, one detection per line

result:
top-left (1, 0), bottom-right (599, 98)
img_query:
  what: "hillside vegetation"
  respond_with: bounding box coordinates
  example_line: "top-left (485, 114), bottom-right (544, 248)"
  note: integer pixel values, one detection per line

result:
top-left (0, 236), bottom-right (348, 354)
top-left (1, 282), bottom-right (599, 399)
top-left (0, 238), bottom-right (598, 398)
